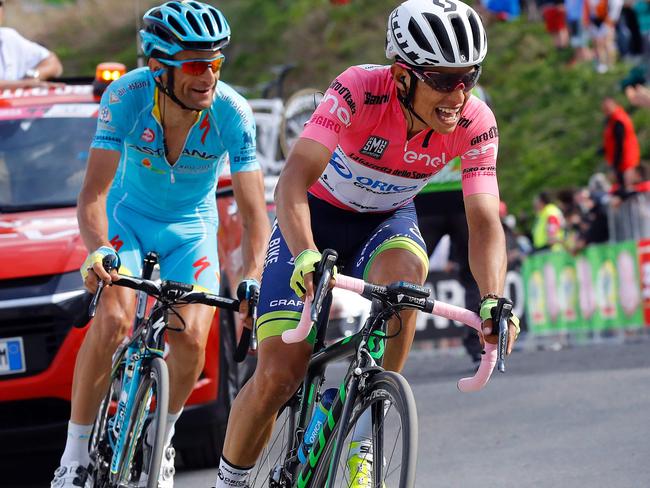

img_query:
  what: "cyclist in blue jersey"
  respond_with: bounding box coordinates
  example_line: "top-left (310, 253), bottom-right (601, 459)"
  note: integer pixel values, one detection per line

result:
top-left (50, 3), bottom-right (270, 488)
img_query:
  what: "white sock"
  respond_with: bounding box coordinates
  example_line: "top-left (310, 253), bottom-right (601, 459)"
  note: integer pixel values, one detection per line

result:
top-left (349, 400), bottom-right (391, 461)
top-left (351, 408), bottom-right (373, 445)
top-left (214, 456), bottom-right (253, 488)
top-left (148, 408), bottom-right (182, 448)
top-left (60, 421), bottom-right (93, 468)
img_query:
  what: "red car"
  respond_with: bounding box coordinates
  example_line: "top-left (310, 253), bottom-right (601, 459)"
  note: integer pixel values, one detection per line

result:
top-left (0, 67), bottom-right (248, 471)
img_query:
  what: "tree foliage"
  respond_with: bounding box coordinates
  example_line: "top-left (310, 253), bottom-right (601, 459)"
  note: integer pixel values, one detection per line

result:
top-left (49, 0), bottom-right (650, 214)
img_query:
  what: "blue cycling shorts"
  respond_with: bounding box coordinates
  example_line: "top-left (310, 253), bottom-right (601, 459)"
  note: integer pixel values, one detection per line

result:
top-left (256, 195), bottom-right (428, 344)
top-left (107, 196), bottom-right (220, 293)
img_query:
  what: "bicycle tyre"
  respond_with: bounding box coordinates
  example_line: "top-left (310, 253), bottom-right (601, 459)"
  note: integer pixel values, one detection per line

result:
top-left (116, 356), bottom-right (169, 488)
top-left (312, 371), bottom-right (418, 488)
top-left (247, 396), bottom-right (300, 488)
top-left (89, 361), bottom-right (125, 488)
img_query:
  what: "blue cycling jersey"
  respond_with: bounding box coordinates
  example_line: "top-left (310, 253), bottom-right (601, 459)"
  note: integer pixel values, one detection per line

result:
top-left (91, 67), bottom-right (259, 222)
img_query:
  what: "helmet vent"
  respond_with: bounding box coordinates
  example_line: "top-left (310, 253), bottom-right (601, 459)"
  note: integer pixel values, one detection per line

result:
top-left (168, 2), bottom-right (182, 13)
top-left (408, 17), bottom-right (433, 53)
top-left (185, 11), bottom-right (203, 35)
top-left (150, 10), bottom-right (163, 20)
top-left (203, 13), bottom-right (215, 36)
top-left (467, 11), bottom-right (482, 59)
top-left (209, 7), bottom-right (224, 33)
top-left (450, 15), bottom-right (470, 62)
top-left (168, 16), bottom-right (187, 36)
top-left (423, 13), bottom-right (454, 63)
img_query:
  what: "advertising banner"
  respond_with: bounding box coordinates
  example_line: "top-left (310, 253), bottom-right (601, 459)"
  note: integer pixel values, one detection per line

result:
top-left (522, 241), bottom-right (643, 333)
top-left (637, 239), bottom-right (650, 326)
top-left (414, 270), bottom-right (526, 340)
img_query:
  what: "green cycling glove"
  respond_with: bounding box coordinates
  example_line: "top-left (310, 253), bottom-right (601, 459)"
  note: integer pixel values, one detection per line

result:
top-left (290, 250), bottom-right (321, 298)
top-left (479, 297), bottom-right (520, 338)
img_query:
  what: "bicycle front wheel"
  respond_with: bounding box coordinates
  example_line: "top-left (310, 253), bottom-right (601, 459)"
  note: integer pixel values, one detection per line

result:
top-left (315, 371), bottom-right (418, 488)
top-left (89, 360), bottom-right (125, 487)
top-left (116, 356), bottom-right (169, 488)
top-left (247, 396), bottom-right (299, 488)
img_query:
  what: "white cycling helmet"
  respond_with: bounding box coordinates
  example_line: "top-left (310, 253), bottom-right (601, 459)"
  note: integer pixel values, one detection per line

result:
top-left (386, 0), bottom-right (488, 68)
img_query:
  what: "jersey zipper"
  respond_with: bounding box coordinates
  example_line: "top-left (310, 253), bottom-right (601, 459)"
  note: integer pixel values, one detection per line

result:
top-left (154, 113), bottom-right (203, 185)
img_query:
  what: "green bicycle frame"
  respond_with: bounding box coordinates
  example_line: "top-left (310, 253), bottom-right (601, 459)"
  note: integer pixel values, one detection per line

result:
top-left (291, 315), bottom-right (387, 488)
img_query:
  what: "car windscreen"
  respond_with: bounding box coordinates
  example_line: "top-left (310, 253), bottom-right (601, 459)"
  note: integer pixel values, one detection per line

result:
top-left (0, 104), bottom-right (97, 212)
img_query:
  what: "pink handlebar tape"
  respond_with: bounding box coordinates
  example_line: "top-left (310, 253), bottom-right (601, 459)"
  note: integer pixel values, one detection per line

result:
top-left (281, 274), bottom-right (496, 392)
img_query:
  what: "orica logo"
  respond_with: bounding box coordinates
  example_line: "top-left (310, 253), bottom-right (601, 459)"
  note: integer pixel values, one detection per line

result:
top-left (354, 176), bottom-right (418, 193)
top-left (329, 152), bottom-right (353, 179)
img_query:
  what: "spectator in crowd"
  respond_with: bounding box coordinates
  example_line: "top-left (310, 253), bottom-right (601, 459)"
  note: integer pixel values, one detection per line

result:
top-left (500, 201), bottom-right (528, 269)
top-left (538, 0), bottom-right (570, 49)
top-left (557, 187), bottom-right (582, 250)
top-left (481, 0), bottom-right (521, 21)
top-left (571, 186), bottom-right (610, 252)
top-left (585, 0), bottom-right (624, 72)
top-left (625, 82), bottom-right (650, 107)
top-left (633, 0), bottom-right (650, 62)
top-left (601, 97), bottom-right (640, 197)
top-left (0, 0), bottom-right (63, 88)
top-left (532, 191), bottom-right (566, 251)
top-left (566, 0), bottom-right (593, 64)
top-left (588, 171), bottom-right (612, 202)
top-left (616, 0), bottom-right (644, 60)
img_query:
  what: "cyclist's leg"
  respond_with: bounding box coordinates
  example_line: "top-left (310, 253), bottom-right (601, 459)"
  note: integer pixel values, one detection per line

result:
top-left (56, 209), bottom-right (141, 479)
top-left (350, 201), bottom-right (428, 373)
top-left (156, 217), bottom-right (222, 425)
top-left (220, 221), bottom-right (313, 474)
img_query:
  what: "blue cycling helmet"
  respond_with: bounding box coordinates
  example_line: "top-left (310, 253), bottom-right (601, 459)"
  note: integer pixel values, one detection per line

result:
top-left (140, 1), bottom-right (231, 58)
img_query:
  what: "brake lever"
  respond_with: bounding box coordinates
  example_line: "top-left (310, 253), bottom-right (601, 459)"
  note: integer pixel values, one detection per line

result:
top-left (495, 299), bottom-right (513, 373)
top-left (88, 280), bottom-right (105, 318)
top-left (234, 281), bottom-right (260, 362)
top-left (88, 255), bottom-right (118, 318)
top-left (311, 249), bottom-right (338, 322)
top-left (248, 285), bottom-right (260, 352)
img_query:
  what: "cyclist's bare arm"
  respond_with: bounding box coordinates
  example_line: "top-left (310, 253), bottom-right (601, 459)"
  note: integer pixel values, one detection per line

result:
top-left (274, 138), bottom-right (331, 297)
top-left (232, 169), bottom-right (271, 282)
top-left (464, 193), bottom-right (506, 296)
top-left (77, 148), bottom-right (121, 284)
top-left (464, 192), bottom-right (516, 351)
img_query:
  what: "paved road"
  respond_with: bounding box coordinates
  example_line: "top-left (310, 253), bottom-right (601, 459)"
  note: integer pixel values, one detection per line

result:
top-left (10, 337), bottom-right (650, 487)
top-left (176, 337), bottom-right (650, 488)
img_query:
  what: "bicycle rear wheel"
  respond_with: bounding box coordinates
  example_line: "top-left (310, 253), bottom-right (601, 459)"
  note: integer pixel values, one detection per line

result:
top-left (247, 395), bottom-right (299, 487)
top-left (314, 371), bottom-right (418, 488)
top-left (116, 356), bottom-right (169, 488)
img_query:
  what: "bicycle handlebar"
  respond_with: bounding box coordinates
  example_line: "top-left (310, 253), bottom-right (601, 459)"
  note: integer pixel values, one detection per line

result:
top-left (282, 271), bottom-right (497, 393)
top-left (89, 272), bottom-right (240, 317)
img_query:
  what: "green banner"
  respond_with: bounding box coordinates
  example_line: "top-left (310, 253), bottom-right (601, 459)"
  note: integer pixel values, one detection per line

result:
top-left (522, 240), bottom-right (643, 334)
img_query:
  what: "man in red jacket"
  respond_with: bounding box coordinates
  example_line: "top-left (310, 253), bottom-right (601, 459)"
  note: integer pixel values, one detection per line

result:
top-left (602, 98), bottom-right (640, 198)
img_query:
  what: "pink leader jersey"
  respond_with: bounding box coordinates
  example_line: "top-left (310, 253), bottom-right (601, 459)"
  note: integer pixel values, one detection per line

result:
top-left (301, 64), bottom-right (500, 213)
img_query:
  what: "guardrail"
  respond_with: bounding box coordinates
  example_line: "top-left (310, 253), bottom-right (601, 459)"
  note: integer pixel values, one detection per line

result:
top-left (607, 192), bottom-right (650, 242)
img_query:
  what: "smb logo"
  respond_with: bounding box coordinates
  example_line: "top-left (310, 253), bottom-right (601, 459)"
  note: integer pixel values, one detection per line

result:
top-left (360, 136), bottom-right (389, 160)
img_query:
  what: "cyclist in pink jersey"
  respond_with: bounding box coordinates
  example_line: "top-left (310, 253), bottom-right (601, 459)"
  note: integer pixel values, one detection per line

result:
top-left (215, 1), bottom-right (520, 487)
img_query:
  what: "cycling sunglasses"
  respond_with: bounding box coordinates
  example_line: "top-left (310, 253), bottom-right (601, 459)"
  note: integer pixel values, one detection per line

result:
top-left (400, 64), bottom-right (482, 93)
top-left (159, 54), bottom-right (225, 76)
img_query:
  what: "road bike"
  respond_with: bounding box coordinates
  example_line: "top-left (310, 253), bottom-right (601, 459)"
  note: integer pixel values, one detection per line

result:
top-left (249, 250), bottom-right (512, 487)
top-left (86, 253), bottom-right (250, 487)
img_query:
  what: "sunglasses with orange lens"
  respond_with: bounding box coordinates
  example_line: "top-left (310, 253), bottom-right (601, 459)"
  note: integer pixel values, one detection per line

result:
top-left (159, 55), bottom-right (225, 76)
